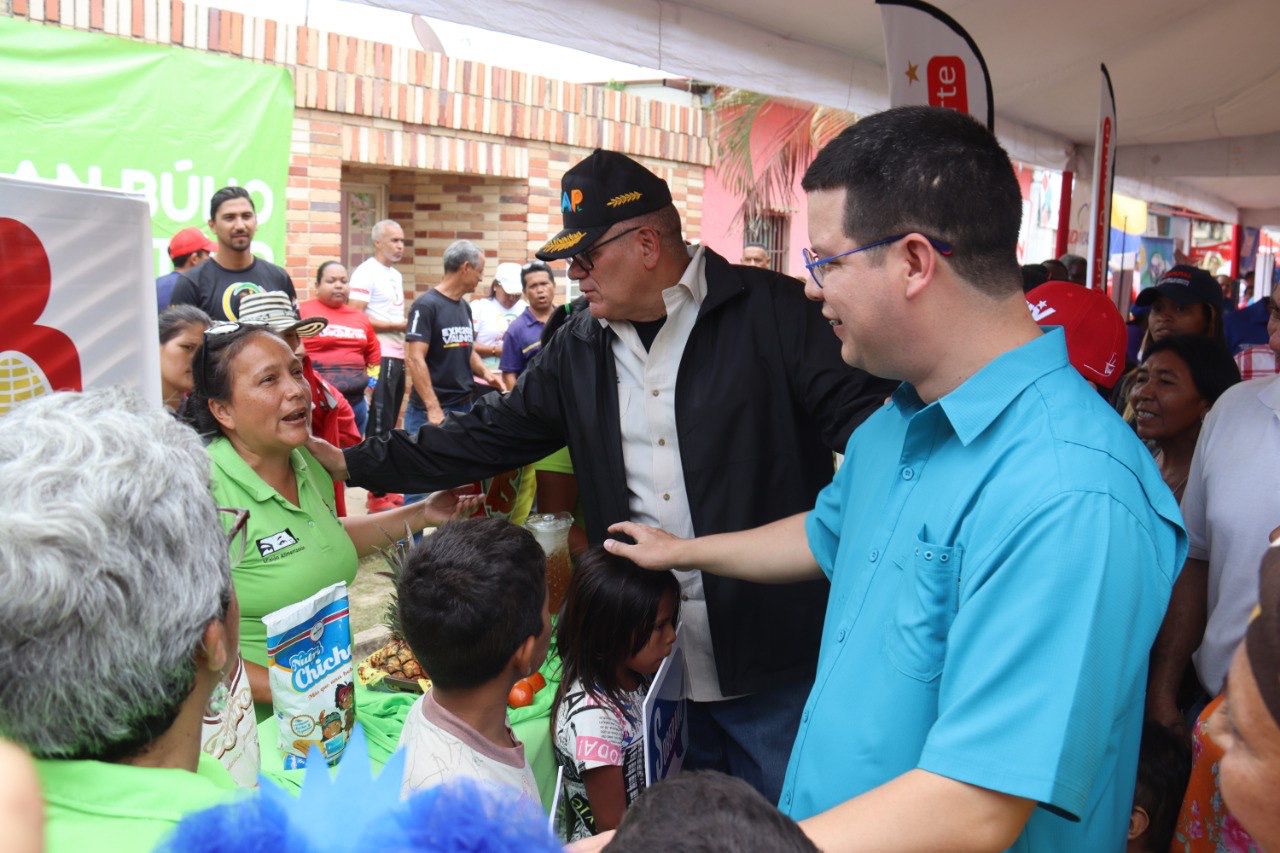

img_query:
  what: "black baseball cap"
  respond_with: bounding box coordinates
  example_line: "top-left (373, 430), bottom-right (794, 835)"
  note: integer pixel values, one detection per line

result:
top-left (1134, 264), bottom-right (1223, 310)
top-left (535, 149), bottom-right (673, 261)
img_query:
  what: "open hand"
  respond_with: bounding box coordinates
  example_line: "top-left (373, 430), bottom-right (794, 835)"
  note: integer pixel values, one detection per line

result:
top-left (306, 435), bottom-right (349, 481)
top-left (603, 521), bottom-right (687, 570)
top-left (419, 487), bottom-right (486, 524)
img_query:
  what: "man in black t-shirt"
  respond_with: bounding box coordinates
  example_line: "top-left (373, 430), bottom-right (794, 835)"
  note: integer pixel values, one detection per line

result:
top-left (169, 186), bottom-right (296, 321)
top-left (402, 239), bottom-right (498, 434)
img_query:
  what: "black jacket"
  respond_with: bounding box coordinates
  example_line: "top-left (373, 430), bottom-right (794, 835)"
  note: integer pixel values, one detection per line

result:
top-left (345, 249), bottom-right (896, 695)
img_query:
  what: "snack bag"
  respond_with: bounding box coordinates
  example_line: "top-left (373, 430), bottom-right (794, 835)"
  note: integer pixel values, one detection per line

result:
top-left (263, 581), bottom-right (356, 770)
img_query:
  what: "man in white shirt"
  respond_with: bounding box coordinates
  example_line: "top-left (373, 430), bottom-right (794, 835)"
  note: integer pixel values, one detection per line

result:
top-left (1149, 370), bottom-right (1280, 730)
top-left (349, 219), bottom-right (407, 512)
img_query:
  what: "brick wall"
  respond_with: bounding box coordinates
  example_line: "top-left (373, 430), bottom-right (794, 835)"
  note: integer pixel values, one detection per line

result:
top-left (6, 0), bottom-right (714, 299)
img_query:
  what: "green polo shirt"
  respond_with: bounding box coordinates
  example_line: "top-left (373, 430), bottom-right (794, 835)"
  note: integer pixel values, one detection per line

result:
top-left (36, 753), bottom-right (237, 852)
top-left (208, 438), bottom-right (358, 716)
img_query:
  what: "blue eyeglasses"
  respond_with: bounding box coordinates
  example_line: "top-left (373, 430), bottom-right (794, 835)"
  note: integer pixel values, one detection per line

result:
top-left (802, 233), bottom-right (953, 288)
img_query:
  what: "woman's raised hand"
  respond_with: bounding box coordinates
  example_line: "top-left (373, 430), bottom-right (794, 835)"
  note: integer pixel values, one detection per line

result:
top-left (419, 487), bottom-right (486, 525)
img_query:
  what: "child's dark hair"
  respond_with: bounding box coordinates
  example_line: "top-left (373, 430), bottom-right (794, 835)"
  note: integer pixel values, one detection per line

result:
top-left (181, 325), bottom-right (284, 437)
top-left (608, 770), bottom-right (817, 853)
top-left (397, 518), bottom-right (546, 690)
top-left (552, 548), bottom-right (679, 728)
top-left (1132, 720), bottom-right (1191, 852)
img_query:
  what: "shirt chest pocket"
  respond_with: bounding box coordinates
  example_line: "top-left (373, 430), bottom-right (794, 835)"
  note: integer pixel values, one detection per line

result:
top-left (883, 536), bottom-right (962, 682)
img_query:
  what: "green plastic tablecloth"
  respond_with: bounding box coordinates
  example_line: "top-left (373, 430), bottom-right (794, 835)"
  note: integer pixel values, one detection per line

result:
top-left (257, 654), bottom-right (561, 812)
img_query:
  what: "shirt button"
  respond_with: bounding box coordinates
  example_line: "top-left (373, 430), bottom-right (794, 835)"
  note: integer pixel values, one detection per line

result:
top-left (869, 549), bottom-right (879, 562)
top-left (802, 710), bottom-right (810, 723)
top-left (658, 438), bottom-right (666, 446)
top-left (901, 467), bottom-right (914, 480)
top-left (784, 792), bottom-right (792, 806)
top-left (651, 389), bottom-right (659, 397)
top-left (663, 493), bottom-right (671, 501)
top-left (837, 628), bottom-right (846, 642)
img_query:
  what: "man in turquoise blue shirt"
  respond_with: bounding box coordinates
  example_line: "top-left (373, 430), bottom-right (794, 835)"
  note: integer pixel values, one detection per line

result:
top-left (607, 106), bottom-right (1185, 851)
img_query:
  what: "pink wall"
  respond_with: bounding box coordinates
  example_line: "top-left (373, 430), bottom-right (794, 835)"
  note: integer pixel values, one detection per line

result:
top-left (700, 102), bottom-right (812, 278)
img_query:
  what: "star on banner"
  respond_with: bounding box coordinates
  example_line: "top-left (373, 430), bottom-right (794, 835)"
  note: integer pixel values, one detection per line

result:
top-left (905, 61), bottom-right (919, 84)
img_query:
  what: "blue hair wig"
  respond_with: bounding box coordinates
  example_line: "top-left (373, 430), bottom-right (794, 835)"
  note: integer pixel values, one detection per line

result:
top-left (160, 726), bottom-right (561, 852)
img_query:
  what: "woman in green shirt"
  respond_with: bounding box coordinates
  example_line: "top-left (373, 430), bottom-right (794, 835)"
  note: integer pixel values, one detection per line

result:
top-left (186, 324), bottom-right (477, 717)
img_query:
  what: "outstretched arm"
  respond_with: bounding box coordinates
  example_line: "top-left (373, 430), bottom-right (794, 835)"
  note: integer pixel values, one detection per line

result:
top-left (801, 770), bottom-right (1034, 852)
top-left (341, 489), bottom-right (484, 557)
top-left (604, 512), bottom-right (822, 584)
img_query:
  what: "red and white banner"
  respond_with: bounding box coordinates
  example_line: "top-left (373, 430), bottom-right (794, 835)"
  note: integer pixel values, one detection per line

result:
top-left (1087, 64), bottom-right (1118, 299)
top-left (878, 0), bottom-right (993, 129)
top-left (0, 175), bottom-right (158, 415)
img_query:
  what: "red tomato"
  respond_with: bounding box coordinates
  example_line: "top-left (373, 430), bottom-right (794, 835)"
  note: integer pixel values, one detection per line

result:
top-left (508, 682), bottom-right (534, 708)
top-left (527, 672), bottom-right (546, 693)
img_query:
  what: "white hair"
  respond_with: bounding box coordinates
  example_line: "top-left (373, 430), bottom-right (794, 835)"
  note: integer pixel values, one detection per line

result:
top-left (442, 239), bottom-right (483, 273)
top-left (371, 219), bottom-right (401, 244)
top-left (0, 389), bottom-right (231, 759)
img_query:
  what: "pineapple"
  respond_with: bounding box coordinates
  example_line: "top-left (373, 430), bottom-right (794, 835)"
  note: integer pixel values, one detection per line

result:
top-left (360, 530), bottom-right (430, 690)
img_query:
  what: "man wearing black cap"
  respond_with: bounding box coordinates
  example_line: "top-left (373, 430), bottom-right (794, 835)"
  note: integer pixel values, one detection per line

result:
top-left (310, 148), bottom-right (895, 802)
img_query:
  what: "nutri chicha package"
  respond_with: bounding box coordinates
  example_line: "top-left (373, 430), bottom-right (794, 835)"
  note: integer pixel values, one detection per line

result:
top-left (263, 581), bottom-right (356, 769)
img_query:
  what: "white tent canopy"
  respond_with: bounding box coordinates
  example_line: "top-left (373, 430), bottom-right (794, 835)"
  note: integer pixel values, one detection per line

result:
top-left (356, 0), bottom-right (1280, 225)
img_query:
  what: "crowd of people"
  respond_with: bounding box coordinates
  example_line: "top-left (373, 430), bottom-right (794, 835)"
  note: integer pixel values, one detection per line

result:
top-left (2, 104), bottom-right (1279, 853)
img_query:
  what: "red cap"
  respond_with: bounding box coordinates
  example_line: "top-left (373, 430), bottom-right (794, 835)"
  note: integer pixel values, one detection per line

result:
top-left (1026, 281), bottom-right (1127, 389)
top-left (167, 227), bottom-right (215, 260)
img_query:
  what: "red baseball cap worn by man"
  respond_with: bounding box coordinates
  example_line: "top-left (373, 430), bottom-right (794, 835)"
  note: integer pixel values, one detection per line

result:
top-left (167, 227), bottom-right (216, 260)
top-left (1026, 281), bottom-right (1127, 389)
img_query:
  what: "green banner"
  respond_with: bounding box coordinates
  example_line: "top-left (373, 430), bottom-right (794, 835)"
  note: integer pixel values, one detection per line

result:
top-left (0, 18), bottom-right (294, 276)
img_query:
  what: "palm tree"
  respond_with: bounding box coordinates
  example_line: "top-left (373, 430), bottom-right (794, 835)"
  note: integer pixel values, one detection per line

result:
top-left (712, 89), bottom-right (856, 232)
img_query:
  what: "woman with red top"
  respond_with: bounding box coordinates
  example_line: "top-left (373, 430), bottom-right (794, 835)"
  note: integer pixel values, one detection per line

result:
top-left (299, 261), bottom-right (380, 434)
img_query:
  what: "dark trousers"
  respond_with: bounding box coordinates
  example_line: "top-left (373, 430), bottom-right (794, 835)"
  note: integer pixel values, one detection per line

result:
top-left (683, 677), bottom-right (810, 805)
top-left (364, 357), bottom-right (404, 497)
top-left (365, 357), bottom-right (405, 437)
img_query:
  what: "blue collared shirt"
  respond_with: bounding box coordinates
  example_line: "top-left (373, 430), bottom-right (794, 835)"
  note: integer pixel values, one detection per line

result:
top-left (785, 328), bottom-right (1185, 850)
top-left (499, 308), bottom-right (547, 376)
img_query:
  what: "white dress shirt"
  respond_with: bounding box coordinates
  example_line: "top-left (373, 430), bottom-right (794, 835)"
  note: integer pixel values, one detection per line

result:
top-left (604, 245), bottom-right (742, 702)
top-left (1182, 373), bottom-right (1280, 693)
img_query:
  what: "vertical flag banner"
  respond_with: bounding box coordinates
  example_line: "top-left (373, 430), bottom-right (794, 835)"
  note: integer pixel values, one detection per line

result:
top-left (0, 17), bottom-right (294, 277)
top-left (878, 0), bottom-right (994, 130)
top-left (0, 176), bottom-right (158, 413)
top-left (1087, 64), bottom-right (1118, 298)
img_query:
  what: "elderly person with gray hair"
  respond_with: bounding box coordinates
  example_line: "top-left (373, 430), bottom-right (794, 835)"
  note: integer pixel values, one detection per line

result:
top-left (0, 389), bottom-right (240, 852)
top-left (349, 218), bottom-right (409, 513)
top-left (403, 240), bottom-right (499, 442)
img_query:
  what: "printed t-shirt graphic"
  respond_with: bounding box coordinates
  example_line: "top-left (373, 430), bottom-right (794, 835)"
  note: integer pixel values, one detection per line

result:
top-left (169, 256), bottom-right (297, 321)
top-left (298, 298), bottom-right (380, 401)
top-left (552, 680), bottom-right (647, 842)
top-left (404, 289), bottom-right (476, 409)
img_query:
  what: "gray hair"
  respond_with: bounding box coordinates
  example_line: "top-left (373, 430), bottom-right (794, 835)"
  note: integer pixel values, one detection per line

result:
top-left (371, 219), bottom-right (401, 244)
top-left (0, 389), bottom-right (231, 760)
top-left (442, 239), bottom-right (483, 273)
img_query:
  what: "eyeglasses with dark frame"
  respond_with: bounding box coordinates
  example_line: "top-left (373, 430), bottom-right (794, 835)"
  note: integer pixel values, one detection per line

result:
top-left (568, 225), bottom-right (645, 274)
top-left (802, 233), bottom-right (954, 289)
top-left (218, 506), bottom-right (251, 565)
